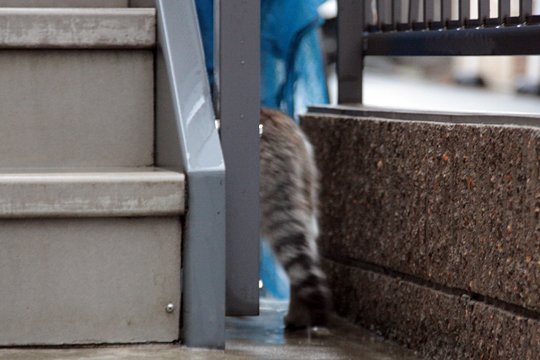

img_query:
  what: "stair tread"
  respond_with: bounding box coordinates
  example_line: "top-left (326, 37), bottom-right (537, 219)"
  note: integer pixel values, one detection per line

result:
top-left (0, 167), bottom-right (185, 218)
top-left (0, 167), bottom-right (184, 178)
top-left (0, 0), bottom-right (129, 7)
top-left (0, 8), bottom-right (155, 48)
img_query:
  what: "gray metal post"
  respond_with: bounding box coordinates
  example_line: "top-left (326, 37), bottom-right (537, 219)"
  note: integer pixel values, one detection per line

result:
top-left (337, 0), bottom-right (365, 104)
top-left (156, 0), bottom-right (226, 349)
top-left (215, 0), bottom-right (261, 317)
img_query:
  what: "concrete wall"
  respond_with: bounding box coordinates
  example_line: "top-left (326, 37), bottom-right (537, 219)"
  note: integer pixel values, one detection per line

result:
top-left (302, 110), bottom-right (540, 360)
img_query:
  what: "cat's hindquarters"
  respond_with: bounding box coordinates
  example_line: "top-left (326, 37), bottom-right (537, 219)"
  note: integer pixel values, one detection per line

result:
top-left (260, 108), bottom-right (331, 328)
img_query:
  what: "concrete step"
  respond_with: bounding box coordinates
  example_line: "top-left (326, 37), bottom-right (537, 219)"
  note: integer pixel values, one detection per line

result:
top-left (0, 167), bottom-right (185, 218)
top-left (0, 49), bottom-right (154, 167)
top-left (0, 0), bottom-right (128, 8)
top-left (0, 8), bottom-right (155, 48)
top-left (0, 216), bottom-right (182, 345)
top-left (0, 167), bottom-right (184, 345)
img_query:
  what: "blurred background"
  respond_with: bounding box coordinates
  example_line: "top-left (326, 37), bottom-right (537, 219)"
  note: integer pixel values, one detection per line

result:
top-left (319, 0), bottom-right (540, 114)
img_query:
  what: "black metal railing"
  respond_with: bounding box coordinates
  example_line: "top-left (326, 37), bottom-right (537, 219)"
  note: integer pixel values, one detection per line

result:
top-left (337, 0), bottom-right (540, 103)
top-left (365, 0), bottom-right (536, 31)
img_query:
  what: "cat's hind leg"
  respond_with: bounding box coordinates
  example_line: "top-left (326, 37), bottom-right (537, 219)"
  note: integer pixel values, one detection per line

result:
top-left (263, 204), bottom-right (330, 329)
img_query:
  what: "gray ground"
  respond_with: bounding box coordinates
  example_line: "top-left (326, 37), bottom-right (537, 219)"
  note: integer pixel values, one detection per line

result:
top-left (0, 299), bottom-right (421, 360)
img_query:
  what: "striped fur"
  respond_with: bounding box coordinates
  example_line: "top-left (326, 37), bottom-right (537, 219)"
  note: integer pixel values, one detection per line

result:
top-left (260, 108), bottom-right (331, 329)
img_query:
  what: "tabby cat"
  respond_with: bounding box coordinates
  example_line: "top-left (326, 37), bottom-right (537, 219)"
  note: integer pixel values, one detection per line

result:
top-left (260, 108), bottom-right (331, 329)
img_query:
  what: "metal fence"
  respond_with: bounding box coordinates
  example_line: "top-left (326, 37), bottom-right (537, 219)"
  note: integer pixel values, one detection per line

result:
top-left (215, 0), bottom-right (261, 320)
top-left (338, 0), bottom-right (540, 103)
top-left (366, 0), bottom-right (535, 30)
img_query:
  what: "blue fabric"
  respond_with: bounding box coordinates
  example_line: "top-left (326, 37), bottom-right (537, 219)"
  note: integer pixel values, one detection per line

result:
top-left (195, 0), bottom-right (329, 299)
top-left (259, 240), bottom-right (290, 299)
top-left (194, 0), bottom-right (214, 86)
top-left (261, 0), bottom-right (329, 118)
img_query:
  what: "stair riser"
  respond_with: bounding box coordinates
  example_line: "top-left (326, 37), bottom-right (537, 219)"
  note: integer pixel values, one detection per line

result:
top-left (0, 50), bottom-right (154, 168)
top-left (0, 217), bottom-right (181, 345)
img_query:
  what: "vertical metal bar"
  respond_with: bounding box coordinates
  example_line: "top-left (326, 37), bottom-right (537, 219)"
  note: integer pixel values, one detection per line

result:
top-left (442, 0), bottom-right (452, 23)
top-left (452, 0), bottom-right (459, 19)
top-left (479, 0), bottom-right (490, 21)
top-left (410, 0), bottom-right (421, 24)
top-left (377, 0), bottom-right (383, 26)
top-left (393, 0), bottom-right (403, 25)
top-left (499, 0), bottom-right (510, 23)
top-left (386, 0), bottom-right (393, 26)
top-left (425, 0), bottom-right (436, 23)
top-left (156, 0), bottom-right (226, 348)
top-left (216, 0), bottom-right (261, 316)
top-left (460, 0), bottom-right (470, 24)
top-left (379, 0), bottom-right (392, 27)
top-left (337, 0), bottom-right (364, 104)
top-left (520, 0), bottom-right (533, 22)
top-left (364, 0), bottom-right (373, 26)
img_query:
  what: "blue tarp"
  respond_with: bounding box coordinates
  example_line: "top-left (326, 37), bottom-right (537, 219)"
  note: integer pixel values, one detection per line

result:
top-left (195, 0), bottom-right (328, 119)
top-left (260, 0), bottom-right (329, 117)
top-left (195, 0), bottom-right (328, 299)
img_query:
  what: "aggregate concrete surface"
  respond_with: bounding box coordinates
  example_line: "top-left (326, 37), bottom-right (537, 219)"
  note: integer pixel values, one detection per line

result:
top-left (0, 299), bottom-right (421, 360)
top-left (301, 110), bottom-right (540, 359)
top-left (302, 113), bottom-right (540, 313)
top-left (324, 259), bottom-right (540, 360)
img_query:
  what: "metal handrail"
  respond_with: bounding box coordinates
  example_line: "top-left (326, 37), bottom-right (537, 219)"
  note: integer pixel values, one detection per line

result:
top-left (156, 0), bottom-right (226, 349)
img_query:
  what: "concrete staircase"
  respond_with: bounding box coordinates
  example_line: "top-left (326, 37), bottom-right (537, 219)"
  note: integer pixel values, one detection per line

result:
top-left (0, 2), bottom-right (185, 345)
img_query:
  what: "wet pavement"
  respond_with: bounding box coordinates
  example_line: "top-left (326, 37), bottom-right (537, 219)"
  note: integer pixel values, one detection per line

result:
top-left (328, 70), bottom-right (540, 115)
top-left (0, 299), bottom-right (421, 360)
top-left (225, 299), bottom-right (421, 359)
